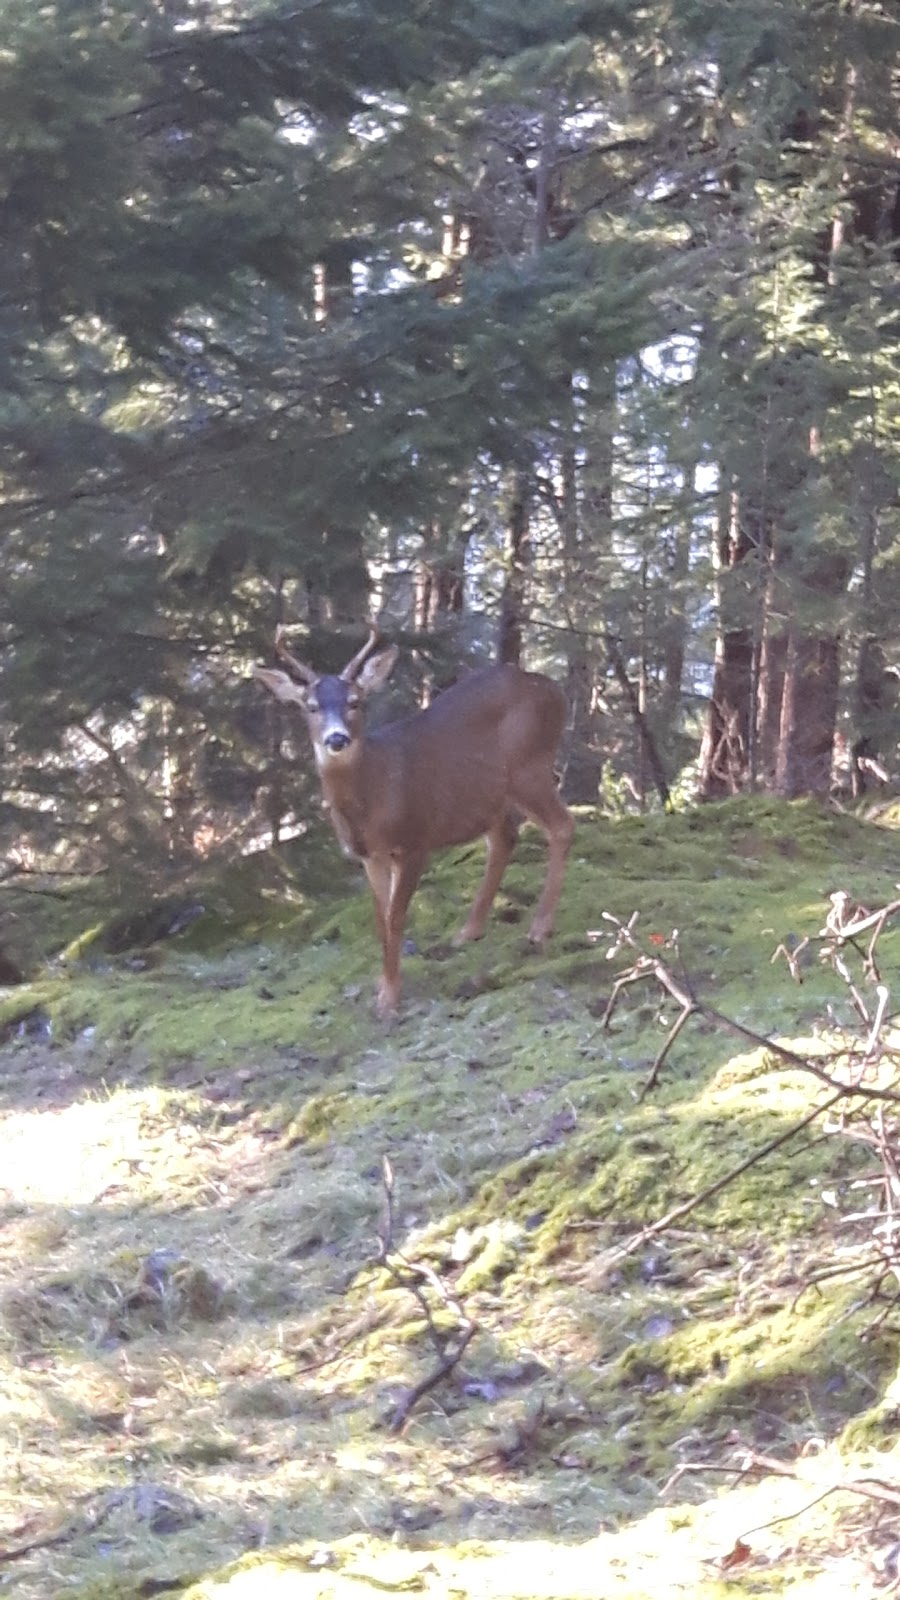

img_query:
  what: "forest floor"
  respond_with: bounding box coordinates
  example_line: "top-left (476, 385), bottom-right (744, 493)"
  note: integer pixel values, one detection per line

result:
top-left (0, 796), bottom-right (899, 1599)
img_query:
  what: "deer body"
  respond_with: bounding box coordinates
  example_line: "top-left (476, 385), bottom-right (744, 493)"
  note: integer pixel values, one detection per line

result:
top-left (256, 639), bottom-right (573, 1018)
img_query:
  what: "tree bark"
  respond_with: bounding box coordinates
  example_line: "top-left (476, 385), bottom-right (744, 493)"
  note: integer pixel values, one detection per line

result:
top-left (560, 439), bottom-right (603, 802)
top-left (774, 630), bottom-right (841, 797)
top-left (498, 475), bottom-right (531, 666)
top-left (604, 634), bottom-right (672, 812)
top-left (415, 520), bottom-right (470, 635)
top-left (697, 487), bottom-right (755, 797)
top-left (658, 475), bottom-right (693, 733)
top-left (307, 252), bottom-right (372, 631)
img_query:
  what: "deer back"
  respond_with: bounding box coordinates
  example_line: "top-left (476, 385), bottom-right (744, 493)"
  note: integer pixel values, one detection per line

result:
top-left (351, 664), bottom-right (566, 856)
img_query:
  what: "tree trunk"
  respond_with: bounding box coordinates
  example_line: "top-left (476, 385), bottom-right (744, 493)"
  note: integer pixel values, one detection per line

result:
top-left (498, 474), bottom-right (531, 666)
top-left (658, 472), bottom-right (693, 733)
top-left (308, 251), bottom-right (372, 631)
top-left (558, 367), bottom-right (614, 802)
top-left (265, 575), bottom-right (289, 846)
top-left (415, 520), bottom-right (470, 634)
top-left (604, 634), bottom-right (672, 812)
top-left (755, 543), bottom-right (785, 789)
top-left (775, 631), bottom-right (841, 797)
top-left (560, 439), bottom-right (603, 802)
top-left (851, 500), bottom-right (892, 797)
top-left (697, 487), bottom-right (755, 797)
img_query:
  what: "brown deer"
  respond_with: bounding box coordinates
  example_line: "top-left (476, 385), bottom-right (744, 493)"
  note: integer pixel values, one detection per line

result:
top-left (255, 630), bottom-right (573, 1018)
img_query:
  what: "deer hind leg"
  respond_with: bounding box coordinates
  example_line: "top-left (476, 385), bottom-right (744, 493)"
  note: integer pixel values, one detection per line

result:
top-left (509, 765), bottom-right (574, 944)
top-left (366, 852), bottom-right (426, 1019)
top-left (453, 810), bottom-right (520, 946)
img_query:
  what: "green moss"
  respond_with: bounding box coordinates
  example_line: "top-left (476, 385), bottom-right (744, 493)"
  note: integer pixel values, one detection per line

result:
top-left (285, 1091), bottom-right (357, 1145)
top-left (59, 921), bottom-right (109, 963)
top-left (1, 798), bottom-right (897, 1599)
top-left (0, 980), bottom-right (64, 1033)
top-left (839, 1363), bottom-right (900, 1450)
top-left (453, 1219), bottom-right (526, 1293)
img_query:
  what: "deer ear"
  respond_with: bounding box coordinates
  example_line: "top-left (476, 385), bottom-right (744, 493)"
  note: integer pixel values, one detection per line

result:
top-left (253, 666), bottom-right (309, 706)
top-left (355, 644), bottom-right (399, 696)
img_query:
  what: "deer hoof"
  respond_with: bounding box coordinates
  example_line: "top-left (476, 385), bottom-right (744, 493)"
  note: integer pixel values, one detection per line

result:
top-left (527, 918), bottom-right (551, 945)
top-left (375, 981), bottom-right (401, 1021)
top-left (452, 923), bottom-right (485, 947)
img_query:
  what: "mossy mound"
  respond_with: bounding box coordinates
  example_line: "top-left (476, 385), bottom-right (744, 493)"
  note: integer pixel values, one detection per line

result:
top-left (0, 797), bottom-right (897, 1598)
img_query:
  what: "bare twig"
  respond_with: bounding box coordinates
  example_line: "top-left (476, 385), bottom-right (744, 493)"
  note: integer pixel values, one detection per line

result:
top-left (585, 1088), bottom-right (846, 1278)
top-left (375, 1157), bottom-right (479, 1432)
top-left (664, 1444), bottom-right (900, 1530)
top-left (592, 911), bottom-right (900, 1104)
top-left (587, 895), bottom-right (900, 1301)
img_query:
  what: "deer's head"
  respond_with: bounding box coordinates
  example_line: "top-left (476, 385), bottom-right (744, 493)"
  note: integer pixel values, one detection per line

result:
top-left (254, 628), bottom-right (398, 766)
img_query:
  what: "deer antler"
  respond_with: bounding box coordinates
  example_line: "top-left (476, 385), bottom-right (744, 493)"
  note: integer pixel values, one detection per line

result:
top-left (274, 626), bottom-right (318, 685)
top-left (340, 627), bottom-right (381, 682)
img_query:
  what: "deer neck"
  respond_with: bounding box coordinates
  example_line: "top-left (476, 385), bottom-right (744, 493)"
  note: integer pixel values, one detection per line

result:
top-left (318, 744), bottom-right (377, 860)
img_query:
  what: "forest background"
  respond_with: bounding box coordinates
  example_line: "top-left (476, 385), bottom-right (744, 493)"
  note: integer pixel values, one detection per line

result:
top-left (1, 0), bottom-right (898, 891)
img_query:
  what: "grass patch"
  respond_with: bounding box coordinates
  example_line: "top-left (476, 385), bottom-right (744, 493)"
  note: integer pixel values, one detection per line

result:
top-left (0, 797), bottom-right (898, 1597)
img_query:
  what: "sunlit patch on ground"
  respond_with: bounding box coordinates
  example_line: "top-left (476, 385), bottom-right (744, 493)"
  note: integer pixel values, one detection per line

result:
top-left (0, 1090), bottom-right (201, 1208)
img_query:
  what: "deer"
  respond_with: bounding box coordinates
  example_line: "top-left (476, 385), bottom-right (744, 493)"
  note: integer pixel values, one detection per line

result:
top-left (254, 629), bottom-right (574, 1019)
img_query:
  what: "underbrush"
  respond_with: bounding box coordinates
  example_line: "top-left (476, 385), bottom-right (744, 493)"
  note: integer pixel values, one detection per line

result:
top-left (0, 796), bottom-right (898, 1598)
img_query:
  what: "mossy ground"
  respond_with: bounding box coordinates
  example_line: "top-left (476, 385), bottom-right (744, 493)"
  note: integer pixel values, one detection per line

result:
top-left (0, 797), bottom-right (898, 1598)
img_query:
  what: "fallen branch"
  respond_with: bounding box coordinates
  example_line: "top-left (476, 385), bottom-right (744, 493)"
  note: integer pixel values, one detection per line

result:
top-left (585, 897), bottom-right (900, 1289)
top-left (663, 1442), bottom-right (900, 1567)
top-left (0, 1520), bottom-right (73, 1568)
top-left (592, 913), bottom-right (900, 1104)
top-left (583, 1087), bottom-right (846, 1277)
top-left (376, 1156), bottom-right (479, 1432)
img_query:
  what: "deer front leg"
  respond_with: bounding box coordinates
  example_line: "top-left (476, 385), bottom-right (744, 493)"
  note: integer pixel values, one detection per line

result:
top-left (363, 856), bottom-right (392, 1012)
top-left (366, 852), bottom-right (426, 1018)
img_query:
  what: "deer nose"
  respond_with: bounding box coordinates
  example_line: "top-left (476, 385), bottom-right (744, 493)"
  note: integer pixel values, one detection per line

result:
top-left (324, 730), bottom-right (351, 753)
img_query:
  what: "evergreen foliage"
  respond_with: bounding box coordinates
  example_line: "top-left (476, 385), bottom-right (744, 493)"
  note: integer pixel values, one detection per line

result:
top-left (0, 0), bottom-right (897, 877)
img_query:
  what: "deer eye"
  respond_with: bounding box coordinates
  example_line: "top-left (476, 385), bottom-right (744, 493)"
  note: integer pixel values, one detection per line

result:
top-left (345, 695), bottom-right (360, 711)
top-left (305, 700), bottom-right (319, 715)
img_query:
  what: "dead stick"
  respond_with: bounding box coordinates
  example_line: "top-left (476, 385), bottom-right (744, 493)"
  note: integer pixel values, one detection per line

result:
top-left (642, 1001), bottom-right (696, 1097)
top-left (592, 1089), bottom-right (847, 1272)
top-left (701, 1002), bottom-right (900, 1104)
top-left (389, 1324), bottom-right (478, 1433)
